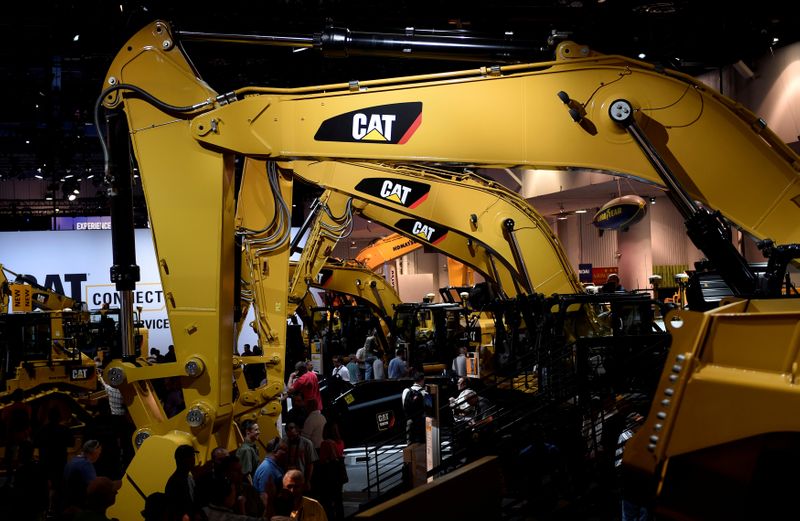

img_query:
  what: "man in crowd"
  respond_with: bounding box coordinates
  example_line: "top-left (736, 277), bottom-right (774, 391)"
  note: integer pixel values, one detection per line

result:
top-left (236, 419), bottom-right (261, 479)
top-left (164, 444), bottom-right (198, 520)
top-left (63, 439), bottom-right (103, 513)
top-left (275, 469), bottom-right (328, 520)
top-left (388, 348), bottom-right (408, 379)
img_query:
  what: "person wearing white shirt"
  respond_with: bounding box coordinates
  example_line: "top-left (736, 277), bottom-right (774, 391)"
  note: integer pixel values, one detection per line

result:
top-left (373, 355), bottom-right (385, 380)
top-left (331, 355), bottom-right (350, 382)
top-left (452, 346), bottom-right (468, 378)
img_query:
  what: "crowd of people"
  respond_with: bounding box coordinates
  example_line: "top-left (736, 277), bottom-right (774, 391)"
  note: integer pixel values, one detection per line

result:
top-left (0, 395), bottom-right (346, 521)
top-left (0, 323), bottom-right (481, 521)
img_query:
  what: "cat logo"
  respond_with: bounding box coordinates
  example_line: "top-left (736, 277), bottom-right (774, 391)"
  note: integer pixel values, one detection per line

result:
top-left (380, 180), bottom-right (412, 205)
top-left (70, 367), bottom-right (92, 381)
top-left (412, 222), bottom-right (436, 241)
top-left (376, 411), bottom-right (394, 431)
top-left (352, 113), bottom-right (396, 141)
top-left (394, 218), bottom-right (448, 245)
top-left (315, 102), bottom-right (422, 144)
top-left (355, 178), bottom-right (430, 208)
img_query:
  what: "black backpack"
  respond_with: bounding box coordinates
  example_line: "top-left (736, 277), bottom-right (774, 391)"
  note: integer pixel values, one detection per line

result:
top-left (403, 387), bottom-right (425, 417)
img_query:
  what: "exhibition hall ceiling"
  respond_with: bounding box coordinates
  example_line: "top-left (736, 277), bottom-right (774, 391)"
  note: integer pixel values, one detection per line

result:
top-left (1, 1), bottom-right (798, 225)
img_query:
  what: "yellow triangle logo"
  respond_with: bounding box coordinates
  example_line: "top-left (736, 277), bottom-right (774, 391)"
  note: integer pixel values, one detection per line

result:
top-left (415, 232), bottom-right (428, 240)
top-left (361, 129), bottom-right (388, 141)
top-left (385, 193), bottom-right (403, 203)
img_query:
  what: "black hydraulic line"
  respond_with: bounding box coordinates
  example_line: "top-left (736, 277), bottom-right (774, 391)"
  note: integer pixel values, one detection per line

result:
top-left (503, 218), bottom-right (534, 294)
top-left (233, 158), bottom-right (244, 325)
top-left (607, 98), bottom-right (759, 296)
top-left (177, 27), bottom-right (548, 63)
top-left (106, 111), bottom-right (141, 360)
top-left (367, 280), bottom-right (390, 325)
top-left (289, 200), bottom-right (320, 255)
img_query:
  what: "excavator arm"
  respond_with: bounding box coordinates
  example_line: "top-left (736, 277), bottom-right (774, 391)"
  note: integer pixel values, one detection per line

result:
top-left (308, 261), bottom-right (402, 325)
top-left (357, 232), bottom-right (474, 287)
top-left (104, 23), bottom-right (800, 249)
top-left (299, 261), bottom-right (402, 355)
top-left (1, 264), bottom-right (84, 312)
top-left (356, 233), bottom-right (422, 271)
top-left (287, 189), bottom-right (354, 314)
top-left (285, 160), bottom-right (584, 297)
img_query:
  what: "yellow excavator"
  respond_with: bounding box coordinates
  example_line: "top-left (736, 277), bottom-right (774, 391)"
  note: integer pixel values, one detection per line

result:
top-left (285, 178), bottom-right (571, 374)
top-left (292, 259), bottom-right (402, 370)
top-left (97, 21), bottom-right (799, 519)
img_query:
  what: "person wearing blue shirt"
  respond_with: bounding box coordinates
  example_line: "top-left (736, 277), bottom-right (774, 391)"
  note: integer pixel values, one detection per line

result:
top-left (387, 349), bottom-right (408, 379)
top-left (253, 438), bottom-right (288, 519)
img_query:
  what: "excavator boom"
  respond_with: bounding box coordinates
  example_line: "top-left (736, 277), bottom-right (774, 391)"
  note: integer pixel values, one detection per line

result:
top-left (356, 233), bottom-right (422, 271)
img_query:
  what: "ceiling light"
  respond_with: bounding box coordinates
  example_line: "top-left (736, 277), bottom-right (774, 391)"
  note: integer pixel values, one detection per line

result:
top-left (772, 37), bottom-right (780, 45)
top-left (34, 174), bottom-right (43, 179)
top-left (638, 53), bottom-right (646, 59)
top-left (73, 34), bottom-right (80, 42)
top-left (557, 202), bottom-right (567, 220)
top-left (649, 197), bottom-right (656, 204)
top-left (67, 194), bottom-right (77, 201)
top-left (574, 209), bottom-right (587, 214)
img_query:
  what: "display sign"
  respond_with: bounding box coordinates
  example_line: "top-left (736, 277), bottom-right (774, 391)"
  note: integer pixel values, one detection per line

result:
top-left (578, 263), bottom-right (593, 283)
top-left (10, 283), bottom-right (32, 312)
top-left (592, 267), bottom-right (619, 286)
top-left (54, 216), bottom-right (112, 231)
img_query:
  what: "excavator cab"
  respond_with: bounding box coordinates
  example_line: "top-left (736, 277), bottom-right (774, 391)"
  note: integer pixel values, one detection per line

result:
top-left (308, 304), bottom-right (383, 373)
top-left (393, 302), bottom-right (471, 374)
